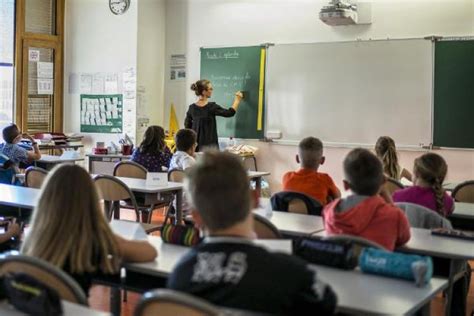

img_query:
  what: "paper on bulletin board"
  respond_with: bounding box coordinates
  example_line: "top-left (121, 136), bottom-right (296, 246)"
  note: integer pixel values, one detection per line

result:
top-left (80, 73), bottom-right (93, 94)
top-left (37, 62), bottom-right (54, 79)
top-left (37, 78), bottom-right (53, 95)
top-left (68, 73), bottom-right (79, 94)
top-left (105, 73), bottom-right (119, 93)
top-left (92, 73), bottom-right (105, 94)
top-left (170, 54), bottom-right (186, 81)
top-left (29, 49), bottom-right (40, 62)
top-left (122, 67), bottom-right (136, 142)
top-left (80, 94), bottom-right (123, 133)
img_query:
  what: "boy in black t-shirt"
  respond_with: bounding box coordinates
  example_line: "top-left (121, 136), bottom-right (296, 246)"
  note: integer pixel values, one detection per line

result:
top-left (167, 151), bottom-right (337, 315)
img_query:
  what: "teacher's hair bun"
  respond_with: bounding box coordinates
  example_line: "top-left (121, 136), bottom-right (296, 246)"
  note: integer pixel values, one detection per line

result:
top-left (190, 83), bottom-right (198, 91)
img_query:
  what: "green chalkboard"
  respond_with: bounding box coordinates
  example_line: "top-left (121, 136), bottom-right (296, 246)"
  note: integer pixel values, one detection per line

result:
top-left (200, 46), bottom-right (265, 139)
top-left (434, 40), bottom-right (474, 148)
top-left (80, 94), bottom-right (123, 133)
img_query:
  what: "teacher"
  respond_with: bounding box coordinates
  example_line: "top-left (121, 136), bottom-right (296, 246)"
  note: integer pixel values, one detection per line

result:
top-left (185, 79), bottom-right (243, 150)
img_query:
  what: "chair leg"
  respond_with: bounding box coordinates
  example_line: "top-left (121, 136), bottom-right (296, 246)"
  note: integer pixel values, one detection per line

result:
top-left (147, 205), bottom-right (155, 224)
top-left (122, 289), bottom-right (128, 302)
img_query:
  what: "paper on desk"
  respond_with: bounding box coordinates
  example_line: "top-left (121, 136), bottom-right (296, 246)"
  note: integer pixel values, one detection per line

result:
top-left (110, 220), bottom-right (148, 241)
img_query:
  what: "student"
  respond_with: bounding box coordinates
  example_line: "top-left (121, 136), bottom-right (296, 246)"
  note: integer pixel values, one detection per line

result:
top-left (21, 164), bottom-right (157, 294)
top-left (375, 136), bottom-right (412, 182)
top-left (393, 153), bottom-right (454, 217)
top-left (169, 128), bottom-right (197, 171)
top-left (282, 137), bottom-right (340, 206)
top-left (131, 125), bottom-right (172, 172)
top-left (185, 79), bottom-right (243, 150)
top-left (167, 151), bottom-right (337, 315)
top-left (0, 124), bottom-right (41, 165)
top-left (0, 218), bottom-right (20, 249)
top-left (323, 148), bottom-right (411, 251)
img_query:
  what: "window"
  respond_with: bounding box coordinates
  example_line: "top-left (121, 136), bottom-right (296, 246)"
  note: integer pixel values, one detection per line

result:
top-left (0, 0), bottom-right (15, 134)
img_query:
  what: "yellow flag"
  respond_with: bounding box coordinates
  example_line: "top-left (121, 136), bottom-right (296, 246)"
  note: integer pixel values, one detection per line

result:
top-left (169, 103), bottom-right (180, 137)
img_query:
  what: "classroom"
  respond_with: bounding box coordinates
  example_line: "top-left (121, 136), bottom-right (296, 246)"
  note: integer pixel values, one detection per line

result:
top-left (0, 0), bottom-right (473, 315)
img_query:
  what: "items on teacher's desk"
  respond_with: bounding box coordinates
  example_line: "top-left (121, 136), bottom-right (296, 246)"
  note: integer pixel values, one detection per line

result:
top-left (93, 142), bottom-right (108, 155)
top-left (226, 143), bottom-right (258, 157)
top-left (119, 134), bottom-right (134, 155)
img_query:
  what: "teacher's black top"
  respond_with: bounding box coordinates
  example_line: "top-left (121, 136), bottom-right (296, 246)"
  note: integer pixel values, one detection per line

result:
top-left (184, 102), bottom-right (236, 150)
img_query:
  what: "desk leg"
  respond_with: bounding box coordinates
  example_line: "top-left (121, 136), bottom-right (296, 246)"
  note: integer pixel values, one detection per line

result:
top-left (255, 177), bottom-right (262, 196)
top-left (110, 287), bottom-right (121, 316)
top-left (175, 189), bottom-right (183, 225)
top-left (113, 201), bottom-right (120, 220)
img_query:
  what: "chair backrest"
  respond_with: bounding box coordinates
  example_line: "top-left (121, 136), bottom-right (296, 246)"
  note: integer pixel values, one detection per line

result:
top-left (395, 202), bottom-right (452, 229)
top-left (384, 177), bottom-right (405, 196)
top-left (253, 213), bottom-right (282, 239)
top-left (25, 166), bottom-right (48, 189)
top-left (94, 175), bottom-right (135, 202)
top-left (134, 289), bottom-right (220, 316)
top-left (270, 191), bottom-right (323, 216)
top-left (114, 161), bottom-right (147, 179)
top-left (0, 254), bottom-right (88, 305)
top-left (323, 234), bottom-right (386, 257)
top-left (168, 170), bottom-right (185, 183)
top-left (452, 180), bottom-right (474, 203)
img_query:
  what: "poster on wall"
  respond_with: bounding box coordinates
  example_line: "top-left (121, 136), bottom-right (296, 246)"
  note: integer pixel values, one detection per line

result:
top-left (170, 54), bottom-right (186, 81)
top-left (80, 94), bottom-right (123, 133)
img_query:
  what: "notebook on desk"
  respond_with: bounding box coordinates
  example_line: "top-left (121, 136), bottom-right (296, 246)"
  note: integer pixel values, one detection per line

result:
top-left (110, 220), bottom-right (148, 240)
top-left (431, 228), bottom-right (474, 241)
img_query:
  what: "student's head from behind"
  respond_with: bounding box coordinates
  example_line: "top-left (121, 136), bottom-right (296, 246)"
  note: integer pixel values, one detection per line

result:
top-left (375, 136), bottom-right (399, 179)
top-left (3, 124), bottom-right (22, 144)
top-left (297, 137), bottom-right (325, 169)
top-left (191, 79), bottom-right (212, 98)
top-left (140, 125), bottom-right (166, 154)
top-left (21, 164), bottom-right (120, 274)
top-left (185, 151), bottom-right (251, 232)
top-left (175, 128), bottom-right (197, 154)
top-left (343, 148), bottom-right (384, 196)
top-left (413, 153), bottom-right (447, 211)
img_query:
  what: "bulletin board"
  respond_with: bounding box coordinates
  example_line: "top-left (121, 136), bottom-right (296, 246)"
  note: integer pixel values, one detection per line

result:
top-left (80, 94), bottom-right (123, 133)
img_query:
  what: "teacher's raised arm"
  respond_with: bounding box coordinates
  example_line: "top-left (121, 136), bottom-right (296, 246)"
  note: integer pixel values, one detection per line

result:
top-left (184, 79), bottom-right (243, 151)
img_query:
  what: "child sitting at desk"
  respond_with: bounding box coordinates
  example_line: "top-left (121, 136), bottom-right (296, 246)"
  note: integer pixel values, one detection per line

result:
top-left (375, 136), bottom-right (412, 182)
top-left (131, 125), bottom-right (172, 172)
top-left (21, 164), bottom-right (157, 295)
top-left (282, 137), bottom-right (340, 206)
top-left (323, 148), bottom-right (411, 250)
top-left (169, 128), bottom-right (197, 171)
top-left (393, 153), bottom-right (454, 217)
top-left (0, 124), bottom-right (41, 166)
top-left (167, 151), bottom-right (337, 315)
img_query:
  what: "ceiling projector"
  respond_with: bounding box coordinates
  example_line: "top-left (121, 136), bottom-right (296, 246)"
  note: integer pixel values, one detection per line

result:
top-left (320, 0), bottom-right (371, 26)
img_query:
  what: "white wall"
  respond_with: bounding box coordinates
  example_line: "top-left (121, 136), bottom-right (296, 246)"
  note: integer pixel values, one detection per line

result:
top-left (137, 0), bottom-right (166, 143)
top-left (164, 0), bottom-right (474, 191)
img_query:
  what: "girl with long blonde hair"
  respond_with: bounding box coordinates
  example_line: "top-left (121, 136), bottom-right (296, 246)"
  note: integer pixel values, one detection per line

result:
top-left (375, 136), bottom-right (412, 181)
top-left (393, 153), bottom-right (454, 217)
top-left (21, 164), bottom-right (157, 293)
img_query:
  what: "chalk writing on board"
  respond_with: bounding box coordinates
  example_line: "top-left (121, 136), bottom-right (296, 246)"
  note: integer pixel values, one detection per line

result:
top-left (206, 50), bottom-right (240, 60)
top-left (211, 73), bottom-right (251, 90)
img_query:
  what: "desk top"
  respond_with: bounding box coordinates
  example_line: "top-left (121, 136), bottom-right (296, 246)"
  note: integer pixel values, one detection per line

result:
top-left (86, 154), bottom-right (132, 159)
top-left (254, 209), bottom-right (324, 236)
top-left (0, 300), bottom-right (110, 316)
top-left (451, 202), bottom-right (474, 220)
top-left (38, 155), bottom-right (85, 163)
top-left (314, 265), bottom-right (447, 315)
top-left (0, 184), bottom-right (39, 209)
top-left (114, 177), bottom-right (183, 193)
top-left (247, 171), bottom-right (270, 178)
top-left (125, 237), bottom-right (292, 277)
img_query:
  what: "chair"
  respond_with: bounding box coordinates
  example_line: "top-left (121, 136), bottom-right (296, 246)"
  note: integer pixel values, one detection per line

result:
top-left (322, 234), bottom-right (386, 257)
top-left (134, 289), bottom-right (220, 316)
top-left (452, 181), bottom-right (474, 203)
top-left (270, 191), bottom-right (323, 216)
top-left (24, 166), bottom-right (48, 189)
top-left (384, 177), bottom-right (405, 196)
top-left (0, 153), bottom-right (18, 185)
top-left (395, 202), bottom-right (453, 229)
top-left (113, 161), bottom-right (147, 179)
top-left (0, 254), bottom-right (87, 305)
top-left (114, 161), bottom-right (171, 223)
top-left (168, 169), bottom-right (185, 183)
top-left (93, 175), bottom-right (140, 221)
top-left (253, 213), bottom-right (282, 239)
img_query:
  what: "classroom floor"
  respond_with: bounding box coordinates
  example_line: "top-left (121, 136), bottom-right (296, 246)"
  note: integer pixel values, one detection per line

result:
top-left (89, 208), bottom-right (474, 316)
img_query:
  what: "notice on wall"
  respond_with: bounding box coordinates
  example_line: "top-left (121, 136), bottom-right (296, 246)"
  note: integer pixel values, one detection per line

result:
top-left (37, 62), bottom-right (54, 79)
top-left (105, 73), bottom-right (119, 93)
top-left (80, 94), bottom-right (123, 133)
top-left (170, 54), bottom-right (186, 81)
top-left (68, 73), bottom-right (79, 94)
top-left (80, 74), bottom-right (93, 94)
top-left (122, 67), bottom-right (137, 141)
top-left (37, 78), bottom-right (53, 95)
top-left (92, 73), bottom-right (105, 94)
top-left (29, 49), bottom-right (40, 62)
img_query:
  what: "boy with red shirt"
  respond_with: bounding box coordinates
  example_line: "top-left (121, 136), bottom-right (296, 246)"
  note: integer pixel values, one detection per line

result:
top-left (323, 148), bottom-right (411, 250)
top-left (282, 137), bottom-right (340, 205)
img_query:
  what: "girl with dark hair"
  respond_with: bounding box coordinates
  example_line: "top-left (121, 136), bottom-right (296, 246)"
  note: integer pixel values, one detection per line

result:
top-left (130, 125), bottom-right (172, 172)
top-left (185, 79), bottom-right (243, 150)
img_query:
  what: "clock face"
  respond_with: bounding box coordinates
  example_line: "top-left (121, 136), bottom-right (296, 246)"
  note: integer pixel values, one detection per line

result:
top-left (109, 0), bottom-right (130, 15)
